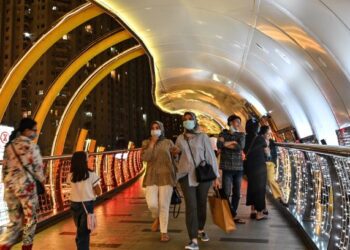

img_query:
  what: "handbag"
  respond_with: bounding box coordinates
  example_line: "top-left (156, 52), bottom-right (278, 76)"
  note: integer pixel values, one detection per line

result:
top-left (82, 201), bottom-right (97, 232)
top-left (208, 188), bottom-right (236, 233)
top-left (170, 186), bottom-right (182, 218)
top-left (186, 139), bottom-right (216, 183)
top-left (11, 143), bottom-right (45, 195)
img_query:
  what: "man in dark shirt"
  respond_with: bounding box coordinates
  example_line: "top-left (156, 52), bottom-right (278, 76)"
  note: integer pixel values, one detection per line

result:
top-left (217, 114), bottom-right (246, 223)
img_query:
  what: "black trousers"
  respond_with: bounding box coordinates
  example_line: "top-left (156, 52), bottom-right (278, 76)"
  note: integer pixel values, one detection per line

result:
top-left (179, 175), bottom-right (211, 240)
top-left (71, 201), bottom-right (94, 250)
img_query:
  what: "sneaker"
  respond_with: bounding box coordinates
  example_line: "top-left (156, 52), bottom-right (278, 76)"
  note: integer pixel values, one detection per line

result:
top-left (198, 231), bottom-right (210, 242)
top-left (185, 242), bottom-right (199, 250)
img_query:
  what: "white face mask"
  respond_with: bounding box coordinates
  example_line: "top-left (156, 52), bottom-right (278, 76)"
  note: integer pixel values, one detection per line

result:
top-left (151, 129), bottom-right (162, 137)
top-left (230, 125), bottom-right (237, 133)
top-left (183, 120), bottom-right (195, 130)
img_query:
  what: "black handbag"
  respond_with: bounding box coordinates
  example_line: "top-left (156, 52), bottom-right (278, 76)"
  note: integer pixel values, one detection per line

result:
top-left (11, 144), bottom-right (45, 195)
top-left (186, 139), bottom-right (216, 183)
top-left (170, 187), bottom-right (181, 218)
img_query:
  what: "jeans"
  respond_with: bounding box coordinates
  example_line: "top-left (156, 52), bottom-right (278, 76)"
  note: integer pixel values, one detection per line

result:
top-left (222, 170), bottom-right (243, 217)
top-left (71, 201), bottom-right (94, 250)
top-left (179, 175), bottom-right (211, 240)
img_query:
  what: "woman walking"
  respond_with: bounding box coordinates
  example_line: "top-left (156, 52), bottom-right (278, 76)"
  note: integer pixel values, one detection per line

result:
top-left (171, 112), bottom-right (219, 250)
top-left (244, 118), bottom-right (268, 221)
top-left (68, 151), bottom-right (102, 250)
top-left (142, 121), bottom-right (176, 242)
top-left (0, 118), bottom-right (45, 250)
top-left (259, 125), bottom-right (288, 207)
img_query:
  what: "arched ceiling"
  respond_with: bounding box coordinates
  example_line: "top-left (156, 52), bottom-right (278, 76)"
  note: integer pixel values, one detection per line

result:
top-left (92, 0), bottom-right (350, 145)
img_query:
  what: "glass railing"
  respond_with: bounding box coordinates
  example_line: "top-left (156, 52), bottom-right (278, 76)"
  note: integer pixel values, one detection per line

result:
top-left (0, 149), bottom-right (144, 227)
top-left (276, 143), bottom-right (350, 250)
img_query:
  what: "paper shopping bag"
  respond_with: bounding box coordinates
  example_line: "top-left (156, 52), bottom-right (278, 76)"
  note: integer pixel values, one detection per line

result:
top-left (208, 192), bottom-right (236, 233)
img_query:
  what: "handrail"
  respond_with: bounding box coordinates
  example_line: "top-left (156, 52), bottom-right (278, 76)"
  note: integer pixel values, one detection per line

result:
top-left (0, 148), bottom-right (140, 164)
top-left (276, 142), bottom-right (350, 158)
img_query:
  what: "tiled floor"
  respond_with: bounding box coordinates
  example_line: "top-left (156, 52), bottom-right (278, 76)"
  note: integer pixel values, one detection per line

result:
top-left (13, 177), bottom-right (307, 250)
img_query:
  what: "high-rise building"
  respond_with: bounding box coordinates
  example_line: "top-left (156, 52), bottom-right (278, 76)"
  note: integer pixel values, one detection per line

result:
top-left (0, 0), bottom-right (182, 155)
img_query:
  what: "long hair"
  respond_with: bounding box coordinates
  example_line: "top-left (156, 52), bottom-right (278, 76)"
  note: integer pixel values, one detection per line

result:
top-left (70, 151), bottom-right (89, 182)
top-left (6, 118), bottom-right (37, 146)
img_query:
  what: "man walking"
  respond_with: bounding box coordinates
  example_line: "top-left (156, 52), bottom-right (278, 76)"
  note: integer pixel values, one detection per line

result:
top-left (217, 114), bottom-right (246, 224)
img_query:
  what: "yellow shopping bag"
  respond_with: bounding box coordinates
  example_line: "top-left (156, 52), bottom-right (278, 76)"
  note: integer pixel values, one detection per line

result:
top-left (208, 189), bottom-right (236, 233)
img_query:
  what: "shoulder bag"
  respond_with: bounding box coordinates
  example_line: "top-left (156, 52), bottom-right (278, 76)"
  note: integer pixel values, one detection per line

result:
top-left (82, 201), bottom-right (97, 232)
top-left (11, 143), bottom-right (45, 195)
top-left (170, 186), bottom-right (182, 218)
top-left (186, 138), bottom-right (216, 183)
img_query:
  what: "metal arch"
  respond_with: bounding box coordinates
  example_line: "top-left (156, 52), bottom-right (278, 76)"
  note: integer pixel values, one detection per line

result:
top-left (34, 30), bottom-right (132, 135)
top-left (51, 46), bottom-right (144, 156)
top-left (0, 3), bottom-right (104, 121)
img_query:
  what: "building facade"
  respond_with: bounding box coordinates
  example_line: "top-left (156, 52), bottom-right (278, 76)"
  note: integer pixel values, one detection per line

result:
top-left (0, 0), bottom-right (182, 155)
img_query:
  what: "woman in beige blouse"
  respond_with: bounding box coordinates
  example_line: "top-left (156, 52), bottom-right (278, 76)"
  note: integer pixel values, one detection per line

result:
top-left (142, 121), bottom-right (176, 242)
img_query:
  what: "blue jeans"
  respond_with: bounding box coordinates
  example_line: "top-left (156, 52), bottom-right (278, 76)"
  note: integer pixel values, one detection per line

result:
top-left (71, 201), bottom-right (94, 250)
top-left (222, 170), bottom-right (243, 217)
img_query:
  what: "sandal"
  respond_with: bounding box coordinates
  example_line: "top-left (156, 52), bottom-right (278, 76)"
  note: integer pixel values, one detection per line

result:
top-left (234, 218), bottom-right (246, 224)
top-left (160, 233), bottom-right (170, 242)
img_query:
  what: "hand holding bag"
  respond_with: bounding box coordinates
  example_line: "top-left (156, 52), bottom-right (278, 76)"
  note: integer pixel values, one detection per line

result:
top-left (11, 143), bottom-right (45, 195)
top-left (82, 202), bottom-right (97, 232)
top-left (186, 138), bottom-right (216, 183)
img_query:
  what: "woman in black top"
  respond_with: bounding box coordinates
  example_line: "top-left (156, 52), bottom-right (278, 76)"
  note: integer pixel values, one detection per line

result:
top-left (244, 118), bottom-right (267, 220)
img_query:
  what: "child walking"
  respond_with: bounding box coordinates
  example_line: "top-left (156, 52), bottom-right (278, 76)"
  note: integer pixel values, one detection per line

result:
top-left (68, 151), bottom-right (102, 250)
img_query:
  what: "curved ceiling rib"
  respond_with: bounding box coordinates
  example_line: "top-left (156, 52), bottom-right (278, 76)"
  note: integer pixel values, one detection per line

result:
top-left (52, 46), bottom-right (144, 155)
top-left (34, 30), bottom-right (132, 135)
top-left (92, 0), bottom-right (350, 145)
top-left (0, 3), bottom-right (104, 121)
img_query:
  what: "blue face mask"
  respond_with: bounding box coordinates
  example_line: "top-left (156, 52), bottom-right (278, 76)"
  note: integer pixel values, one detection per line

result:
top-left (183, 120), bottom-right (195, 130)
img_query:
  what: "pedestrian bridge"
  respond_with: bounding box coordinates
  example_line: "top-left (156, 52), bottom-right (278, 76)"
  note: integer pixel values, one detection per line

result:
top-left (1, 144), bottom-right (349, 249)
top-left (1, 1), bottom-right (350, 249)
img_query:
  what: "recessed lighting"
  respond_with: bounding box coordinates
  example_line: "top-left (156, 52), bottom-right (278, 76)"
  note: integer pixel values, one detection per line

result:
top-left (145, 7), bottom-right (152, 10)
top-left (215, 35), bottom-right (223, 39)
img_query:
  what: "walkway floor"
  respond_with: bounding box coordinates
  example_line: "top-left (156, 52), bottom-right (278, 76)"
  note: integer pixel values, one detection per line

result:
top-left (13, 177), bottom-right (307, 250)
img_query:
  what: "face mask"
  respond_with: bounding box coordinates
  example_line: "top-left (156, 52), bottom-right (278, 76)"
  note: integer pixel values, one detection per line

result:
top-left (183, 120), bottom-right (195, 130)
top-left (151, 129), bottom-right (161, 137)
top-left (28, 133), bottom-right (37, 140)
top-left (230, 125), bottom-right (237, 133)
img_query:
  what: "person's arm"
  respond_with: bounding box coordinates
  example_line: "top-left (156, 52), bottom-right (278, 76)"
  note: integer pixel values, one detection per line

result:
top-left (93, 184), bottom-right (102, 196)
top-left (203, 134), bottom-right (219, 177)
top-left (170, 135), bottom-right (182, 156)
top-left (141, 139), bottom-right (155, 162)
top-left (92, 172), bottom-right (102, 196)
top-left (217, 133), bottom-right (237, 149)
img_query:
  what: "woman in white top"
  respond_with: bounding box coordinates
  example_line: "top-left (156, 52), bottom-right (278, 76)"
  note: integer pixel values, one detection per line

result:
top-left (68, 151), bottom-right (102, 250)
top-left (171, 112), bottom-right (220, 250)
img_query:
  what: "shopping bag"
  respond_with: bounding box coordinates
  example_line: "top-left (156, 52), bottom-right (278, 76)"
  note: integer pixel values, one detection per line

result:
top-left (208, 189), bottom-right (236, 233)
